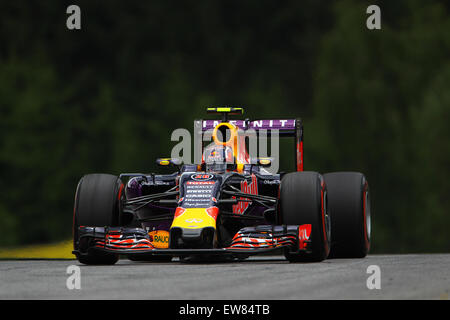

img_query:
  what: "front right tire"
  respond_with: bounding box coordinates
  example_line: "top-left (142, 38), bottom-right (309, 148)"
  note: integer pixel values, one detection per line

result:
top-left (73, 173), bottom-right (123, 265)
top-left (279, 171), bottom-right (331, 262)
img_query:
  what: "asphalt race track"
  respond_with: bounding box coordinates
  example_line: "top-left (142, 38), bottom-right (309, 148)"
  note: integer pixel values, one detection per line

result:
top-left (0, 254), bottom-right (448, 300)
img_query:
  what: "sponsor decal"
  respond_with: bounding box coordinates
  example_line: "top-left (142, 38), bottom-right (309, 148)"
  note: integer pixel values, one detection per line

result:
top-left (171, 207), bottom-right (218, 229)
top-left (202, 119), bottom-right (294, 129)
top-left (232, 175), bottom-right (258, 214)
top-left (148, 230), bottom-right (169, 249)
top-left (182, 179), bottom-right (217, 208)
top-left (186, 181), bottom-right (215, 185)
top-left (155, 180), bottom-right (171, 185)
top-left (263, 179), bottom-right (280, 185)
top-left (190, 174), bottom-right (213, 181)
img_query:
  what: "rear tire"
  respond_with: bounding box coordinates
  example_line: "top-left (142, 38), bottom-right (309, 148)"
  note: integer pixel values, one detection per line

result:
top-left (280, 172), bottom-right (330, 262)
top-left (73, 174), bottom-right (124, 265)
top-left (323, 172), bottom-right (371, 258)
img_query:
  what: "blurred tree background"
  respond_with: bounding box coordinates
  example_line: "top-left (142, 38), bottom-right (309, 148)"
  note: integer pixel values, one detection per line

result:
top-left (0, 0), bottom-right (448, 252)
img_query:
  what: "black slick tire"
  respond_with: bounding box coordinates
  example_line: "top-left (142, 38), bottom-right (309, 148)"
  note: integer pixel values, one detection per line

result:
top-left (73, 173), bottom-right (124, 265)
top-left (280, 171), bottom-right (331, 262)
top-left (323, 172), bottom-right (371, 258)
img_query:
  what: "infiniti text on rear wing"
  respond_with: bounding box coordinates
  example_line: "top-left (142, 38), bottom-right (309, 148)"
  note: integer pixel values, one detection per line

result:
top-left (194, 118), bottom-right (304, 171)
top-left (199, 119), bottom-right (297, 137)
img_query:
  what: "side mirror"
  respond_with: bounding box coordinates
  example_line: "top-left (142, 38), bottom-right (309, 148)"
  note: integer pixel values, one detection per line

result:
top-left (156, 158), bottom-right (183, 167)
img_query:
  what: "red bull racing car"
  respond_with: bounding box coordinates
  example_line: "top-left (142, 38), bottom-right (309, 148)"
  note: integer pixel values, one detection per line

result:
top-left (72, 107), bottom-right (371, 264)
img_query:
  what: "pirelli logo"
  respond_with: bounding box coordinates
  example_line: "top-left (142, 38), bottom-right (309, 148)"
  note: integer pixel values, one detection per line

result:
top-left (232, 175), bottom-right (258, 214)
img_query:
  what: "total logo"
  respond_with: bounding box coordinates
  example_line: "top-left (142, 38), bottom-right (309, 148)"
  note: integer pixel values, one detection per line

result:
top-left (191, 174), bottom-right (214, 181)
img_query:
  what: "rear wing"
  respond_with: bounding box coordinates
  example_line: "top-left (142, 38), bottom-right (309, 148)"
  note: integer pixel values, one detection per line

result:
top-left (194, 118), bottom-right (304, 171)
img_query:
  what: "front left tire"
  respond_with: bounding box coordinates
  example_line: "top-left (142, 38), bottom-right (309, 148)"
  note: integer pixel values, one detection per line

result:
top-left (323, 172), bottom-right (371, 258)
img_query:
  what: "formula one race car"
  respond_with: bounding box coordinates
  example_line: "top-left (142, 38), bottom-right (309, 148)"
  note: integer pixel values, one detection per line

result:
top-left (72, 107), bottom-right (371, 264)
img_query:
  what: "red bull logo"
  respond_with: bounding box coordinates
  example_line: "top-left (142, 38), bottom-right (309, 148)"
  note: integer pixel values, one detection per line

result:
top-left (232, 175), bottom-right (258, 214)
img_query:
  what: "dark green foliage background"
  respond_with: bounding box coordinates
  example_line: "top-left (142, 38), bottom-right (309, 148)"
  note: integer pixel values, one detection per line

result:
top-left (0, 1), bottom-right (449, 252)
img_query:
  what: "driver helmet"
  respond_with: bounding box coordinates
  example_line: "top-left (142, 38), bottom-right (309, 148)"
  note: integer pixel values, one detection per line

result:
top-left (203, 145), bottom-right (235, 172)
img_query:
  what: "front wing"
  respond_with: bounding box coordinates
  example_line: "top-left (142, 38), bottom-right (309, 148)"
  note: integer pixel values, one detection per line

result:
top-left (73, 224), bottom-right (312, 259)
